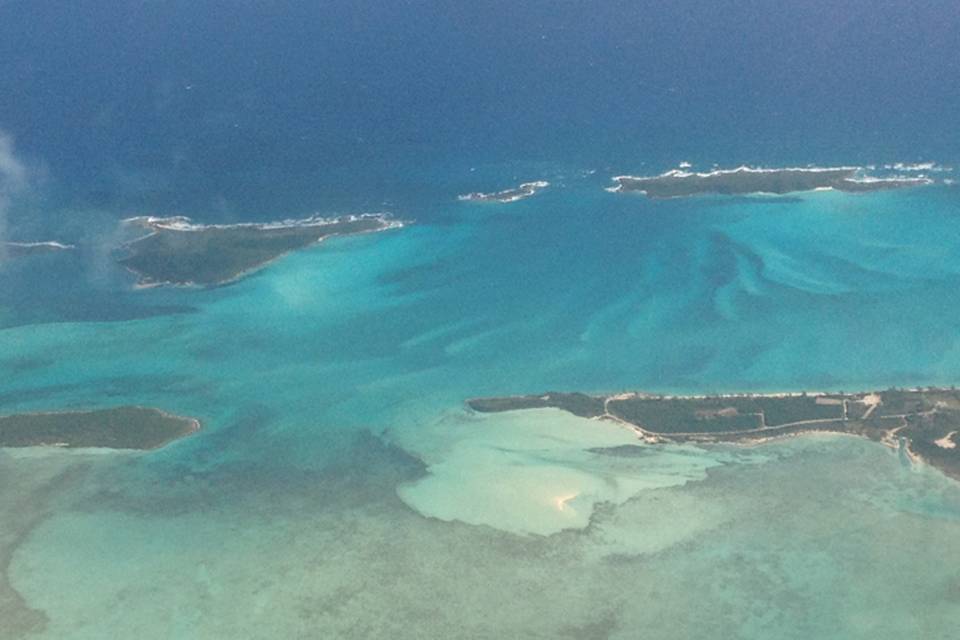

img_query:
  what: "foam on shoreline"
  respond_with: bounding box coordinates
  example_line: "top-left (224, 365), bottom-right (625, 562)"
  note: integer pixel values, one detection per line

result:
top-left (458, 180), bottom-right (550, 203)
top-left (607, 164), bottom-right (939, 197)
top-left (3, 241), bottom-right (75, 250)
top-left (122, 212), bottom-right (404, 233)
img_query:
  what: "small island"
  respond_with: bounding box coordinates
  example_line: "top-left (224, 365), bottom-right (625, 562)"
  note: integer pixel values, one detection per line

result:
top-left (2, 241), bottom-right (74, 260)
top-left (118, 213), bottom-right (405, 287)
top-left (0, 406), bottom-right (199, 450)
top-left (458, 181), bottom-right (550, 203)
top-left (607, 166), bottom-right (933, 198)
top-left (467, 388), bottom-right (960, 480)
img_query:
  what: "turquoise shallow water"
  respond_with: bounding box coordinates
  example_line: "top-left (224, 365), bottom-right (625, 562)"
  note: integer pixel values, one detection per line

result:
top-left (2, 178), bottom-right (960, 638)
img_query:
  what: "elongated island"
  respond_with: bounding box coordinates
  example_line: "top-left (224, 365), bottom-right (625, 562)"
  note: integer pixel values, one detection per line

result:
top-left (468, 388), bottom-right (960, 480)
top-left (118, 213), bottom-right (405, 287)
top-left (458, 180), bottom-right (550, 203)
top-left (608, 166), bottom-right (934, 198)
top-left (0, 406), bottom-right (199, 450)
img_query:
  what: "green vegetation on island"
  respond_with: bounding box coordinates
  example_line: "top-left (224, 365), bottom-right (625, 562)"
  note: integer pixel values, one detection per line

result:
top-left (118, 213), bottom-right (404, 287)
top-left (608, 166), bottom-right (933, 198)
top-left (467, 388), bottom-right (960, 480)
top-left (0, 406), bottom-right (199, 450)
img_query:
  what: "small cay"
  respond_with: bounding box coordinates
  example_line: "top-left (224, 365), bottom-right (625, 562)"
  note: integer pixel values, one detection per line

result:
top-left (117, 213), bottom-right (405, 288)
top-left (458, 180), bottom-right (550, 203)
top-left (0, 406), bottom-right (200, 450)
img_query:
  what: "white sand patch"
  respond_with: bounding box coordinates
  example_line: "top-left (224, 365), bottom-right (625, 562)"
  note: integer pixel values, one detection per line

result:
top-left (390, 408), bottom-right (736, 536)
top-left (934, 431), bottom-right (957, 449)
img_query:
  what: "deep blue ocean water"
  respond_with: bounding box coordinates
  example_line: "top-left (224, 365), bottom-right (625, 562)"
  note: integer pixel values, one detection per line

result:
top-left (1, 2), bottom-right (960, 638)
top-left (2, 0), bottom-right (960, 210)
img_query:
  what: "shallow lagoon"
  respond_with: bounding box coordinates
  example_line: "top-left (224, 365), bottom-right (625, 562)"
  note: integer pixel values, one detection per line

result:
top-left (2, 179), bottom-right (960, 638)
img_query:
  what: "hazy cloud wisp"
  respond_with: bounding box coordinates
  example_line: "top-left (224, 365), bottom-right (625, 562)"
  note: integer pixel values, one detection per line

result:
top-left (0, 131), bottom-right (29, 247)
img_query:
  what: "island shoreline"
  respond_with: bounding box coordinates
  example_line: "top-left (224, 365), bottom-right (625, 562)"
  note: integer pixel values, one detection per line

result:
top-left (466, 386), bottom-right (960, 481)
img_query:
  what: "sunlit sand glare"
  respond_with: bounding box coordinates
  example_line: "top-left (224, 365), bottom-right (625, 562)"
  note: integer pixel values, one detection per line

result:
top-left (553, 492), bottom-right (579, 512)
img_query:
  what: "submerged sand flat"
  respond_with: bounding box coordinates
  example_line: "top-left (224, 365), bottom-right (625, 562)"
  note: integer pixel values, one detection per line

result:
top-left (390, 408), bottom-right (754, 536)
top-left (7, 425), bottom-right (958, 640)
